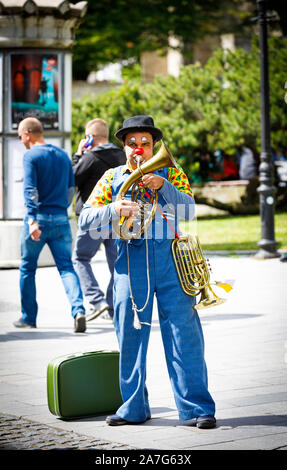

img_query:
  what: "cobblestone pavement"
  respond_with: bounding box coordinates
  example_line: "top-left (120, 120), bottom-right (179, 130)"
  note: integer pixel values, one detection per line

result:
top-left (0, 413), bottom-right (136, 450)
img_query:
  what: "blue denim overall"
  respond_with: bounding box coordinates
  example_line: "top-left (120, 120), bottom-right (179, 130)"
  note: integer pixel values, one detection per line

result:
top-left (111, 166), bottom-right (215, 422)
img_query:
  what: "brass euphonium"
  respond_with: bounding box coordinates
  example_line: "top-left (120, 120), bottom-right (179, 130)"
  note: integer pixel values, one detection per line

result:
top-left (113, 140), bottom-right (178, 240)
top-left (113, 140), bottom-right (227, 310)
top-left (171, 235), bottom-right (226, 310)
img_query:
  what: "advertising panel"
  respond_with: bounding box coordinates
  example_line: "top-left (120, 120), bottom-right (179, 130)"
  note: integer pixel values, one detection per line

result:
top-left (10, 53), bottom-right (59, 130)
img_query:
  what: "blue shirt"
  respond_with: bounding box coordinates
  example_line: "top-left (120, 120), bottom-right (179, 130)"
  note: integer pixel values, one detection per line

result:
top-left (23, 144), bottom-right (75, 219)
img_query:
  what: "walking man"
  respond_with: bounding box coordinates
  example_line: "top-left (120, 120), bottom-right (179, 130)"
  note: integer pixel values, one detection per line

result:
top-left (14, 117), bottom-right (86, 333)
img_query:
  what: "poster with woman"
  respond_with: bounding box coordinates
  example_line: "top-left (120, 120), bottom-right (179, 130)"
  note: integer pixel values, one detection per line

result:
top-left (10, 53), bottom-right (59, 130)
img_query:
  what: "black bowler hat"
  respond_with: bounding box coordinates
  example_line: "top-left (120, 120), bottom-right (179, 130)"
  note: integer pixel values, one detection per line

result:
top-left (115, 115), bottom-right (163, 142)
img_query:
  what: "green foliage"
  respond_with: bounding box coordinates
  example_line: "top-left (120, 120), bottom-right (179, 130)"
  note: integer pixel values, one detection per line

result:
top-left (121, 64), bottom-right (141, 82)
top-left (72, 0), bottom-right (287, 79)
top-left (72, 80), bottom-right (147, 144)
top-left (72, 0), bottom-right (230, 79)
top-left (72, 38), bottom-right (287, 180)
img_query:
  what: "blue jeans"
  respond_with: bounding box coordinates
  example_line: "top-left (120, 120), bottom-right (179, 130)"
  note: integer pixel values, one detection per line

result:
top-left (72, 229), bottom-right (117, 317)
top-left (113, 238), bottom-right (215, 422)
top-left (20, 214), bottom-right (85, 326)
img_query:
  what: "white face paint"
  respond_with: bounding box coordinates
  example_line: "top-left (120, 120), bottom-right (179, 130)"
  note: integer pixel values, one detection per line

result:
top-left (124, 132), bottom-right (154, 170)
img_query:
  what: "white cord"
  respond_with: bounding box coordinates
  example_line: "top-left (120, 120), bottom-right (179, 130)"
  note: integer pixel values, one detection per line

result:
top-left (126, 235), bottom-right (152, 330)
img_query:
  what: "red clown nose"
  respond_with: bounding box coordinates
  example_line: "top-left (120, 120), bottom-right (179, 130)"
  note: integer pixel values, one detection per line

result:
top-left (134, 148), bottom-right (144, 155)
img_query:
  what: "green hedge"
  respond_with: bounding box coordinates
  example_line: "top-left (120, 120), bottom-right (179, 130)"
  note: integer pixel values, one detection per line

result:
top-left (72, 37), bottom-right (287, 178)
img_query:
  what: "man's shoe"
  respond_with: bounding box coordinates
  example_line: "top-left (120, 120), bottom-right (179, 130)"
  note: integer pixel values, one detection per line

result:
top-left (280, 253), bottom-right (287, 262)
top-left (86, 300), bottom-right (109, 322)
top-left (196, 415), bottom-right (216, 429)
top-left (106, 414), bottom-right (129, 426)
top-left (106, 414), bottom-right (151, 426)
top-left (13, 318), bottom-right (36, 328)
top-left (182, 415), bottom-right (216, 429)
top-left (74, 312), bottom-right (86, 333)
top-left (101, 311), bottom-right (113, 321)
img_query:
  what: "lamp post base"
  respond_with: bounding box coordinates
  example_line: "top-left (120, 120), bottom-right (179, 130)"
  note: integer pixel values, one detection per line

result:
top-left (255, 238), bottom-right (280, 259)
top-left (255, 249), bottom-right (280, 260)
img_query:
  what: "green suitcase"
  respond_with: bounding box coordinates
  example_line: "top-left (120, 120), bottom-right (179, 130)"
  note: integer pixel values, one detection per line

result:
top-left (47, 350), bottom-right (123, 420)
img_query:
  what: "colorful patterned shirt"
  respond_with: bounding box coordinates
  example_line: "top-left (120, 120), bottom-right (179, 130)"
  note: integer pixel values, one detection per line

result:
top-left (87, 164), bottom-right (193, 208)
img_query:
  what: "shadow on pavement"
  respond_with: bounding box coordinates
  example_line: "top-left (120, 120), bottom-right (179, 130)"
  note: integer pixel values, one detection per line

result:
top-left (216, 415), bottom-right (287, 428)
top-left (200, 313), bottom-right (263, 322)
top-left (0, 326), bottom-right (115, 341)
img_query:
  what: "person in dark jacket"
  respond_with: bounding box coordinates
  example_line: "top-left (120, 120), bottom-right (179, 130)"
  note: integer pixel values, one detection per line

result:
top-left (72, 119), bottom-right (126, 321)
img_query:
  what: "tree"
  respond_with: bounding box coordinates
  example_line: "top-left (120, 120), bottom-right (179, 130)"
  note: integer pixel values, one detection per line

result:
top-left (72, 37), bottom-right (287, 159)
top-left (72, 1), bottom-right (286, 80)
top-left (72, 0), bottom-right (228, 79)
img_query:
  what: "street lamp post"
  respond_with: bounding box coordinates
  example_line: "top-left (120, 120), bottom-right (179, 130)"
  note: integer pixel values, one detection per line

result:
top-left (255, 0), bottom-right (279, 259)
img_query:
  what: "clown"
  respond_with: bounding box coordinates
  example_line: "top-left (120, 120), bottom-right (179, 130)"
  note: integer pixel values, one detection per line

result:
top-left (79, 115), bottom-right (216, 429)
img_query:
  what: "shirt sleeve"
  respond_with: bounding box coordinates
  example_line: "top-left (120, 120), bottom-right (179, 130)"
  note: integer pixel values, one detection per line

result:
top-left (86, 168), bottom-right (115, 207)
top-left (168, 165), bottom-right (193, 197)
top-left (23, 153), bottom-right (39, 219)
top-left (68, 162), bottom-right (75, 206)
top-left (158, 165), bottom-right (195, 221)
top-left (78, 168), bottom-right (116, 233)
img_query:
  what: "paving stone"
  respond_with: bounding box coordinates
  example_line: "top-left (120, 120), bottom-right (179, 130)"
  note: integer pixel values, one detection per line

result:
top-left (0, 413), bottom-right (135, 450)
